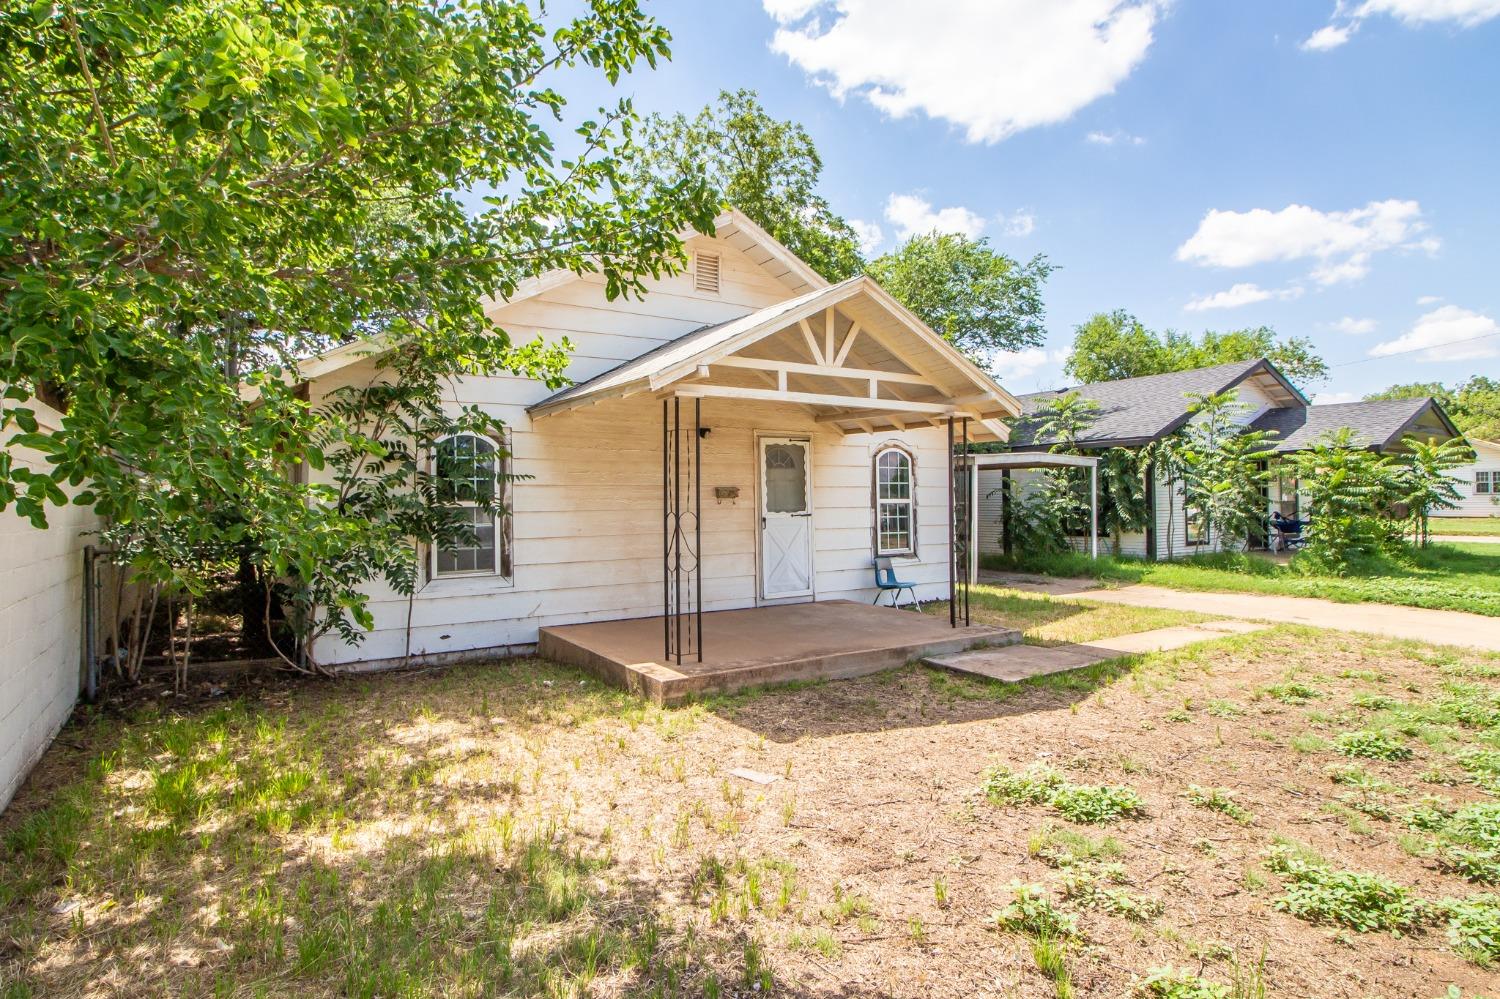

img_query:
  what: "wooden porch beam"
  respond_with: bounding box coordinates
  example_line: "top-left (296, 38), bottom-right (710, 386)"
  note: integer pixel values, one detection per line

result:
top-left (833, 323), bottom-right (862, 367)
top-left (798, 319), bottom-right (825, 365)
top-left (674, 384), bottom-right (958, 414)
top-left (713, 355), bottom-right (930, 386)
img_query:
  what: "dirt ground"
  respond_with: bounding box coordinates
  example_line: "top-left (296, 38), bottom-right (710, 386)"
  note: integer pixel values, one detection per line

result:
top-left (2, 605), bottom-right (1499, 997)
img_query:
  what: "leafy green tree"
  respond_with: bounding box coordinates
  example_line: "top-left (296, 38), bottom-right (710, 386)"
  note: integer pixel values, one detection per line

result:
top-left (638, 89), bottom-right (862, 281)
top-left (1, 0), bottom-right (716, 671)
top-left (866, 233), bottom-right (1053, 361)
top-left (1288, 430), bottom-right (1403, 573)
top-left (1064, 314), bottom-right (1327, 388)
top-left (1397, 436), bottom-right (1473, 547)
top-left (1177, 391), bottom-right (1275, 553)
top-left (1097, 447), bottom-right (1152, 556)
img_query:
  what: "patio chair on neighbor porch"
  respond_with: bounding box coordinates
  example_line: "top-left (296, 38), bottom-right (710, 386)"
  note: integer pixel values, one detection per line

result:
top-left (873, 557), bottom-right (919, 609)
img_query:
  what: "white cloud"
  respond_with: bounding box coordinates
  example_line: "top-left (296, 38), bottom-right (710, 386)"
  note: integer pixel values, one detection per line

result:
top-left (1183, 282), bottom-right (1305, 312)
top-left (1417, 294), bottom-right (1443, 305)
top-left (1330, 316), bottom-right (1378, 335)
top-left (989, 347), bottom-right (1067, 381)
top-left (1315, 390), bottom-right (1361, 405)
top-left (1303, 0), bottom-right (1500, 51)
top-left (1086, 129), bottom-right (1146, 146)
top-left (1369, 305), bottom-right (1500, 361)
top-left (1302, 24), bottom-right (1353, 49)
top-left (999, 210), bottom-right (1036, 237)
top-left (765, 0), bottom-right (1165, 144)
top-left (1175, 199), bottom-right (1436, 285)
top-left (849, 219), bottom-right (885, 256)
top-left (884, 193), bottom-right (987, 240)
top-left (1360, 0), bottom-right (1500, 27)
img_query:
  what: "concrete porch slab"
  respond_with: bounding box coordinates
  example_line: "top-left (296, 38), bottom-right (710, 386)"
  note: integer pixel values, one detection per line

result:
top-left (923, 620), bottom-right (1267, 684)
top-left (537, 600), bottom-right (1018, 704)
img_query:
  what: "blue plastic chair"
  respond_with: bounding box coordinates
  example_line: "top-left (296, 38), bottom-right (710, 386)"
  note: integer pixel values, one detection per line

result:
top-left (873, 557), bottom-right (919, 609)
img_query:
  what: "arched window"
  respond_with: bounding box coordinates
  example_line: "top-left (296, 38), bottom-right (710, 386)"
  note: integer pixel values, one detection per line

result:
top-left (432, 433), bottom-right (508, 577)
top-left (874, 445), bottom-right (915, 556)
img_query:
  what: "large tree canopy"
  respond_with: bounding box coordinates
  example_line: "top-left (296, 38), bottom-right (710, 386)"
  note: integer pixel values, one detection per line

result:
top-left (1367, 377), bottom-right (1500, 440)
top-left (0, 0), bottom-right (715, 663)
top-left (865, 232), bottom-right (1053, 362)
top-left (638, 88), bottom-right (863, 282)
top-left (1064, 311), bottom-right (1328, 388)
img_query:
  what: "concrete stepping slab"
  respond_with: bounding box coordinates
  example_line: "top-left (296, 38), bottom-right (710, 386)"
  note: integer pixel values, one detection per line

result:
top-left (923, 620), bottom-right (1267, 684)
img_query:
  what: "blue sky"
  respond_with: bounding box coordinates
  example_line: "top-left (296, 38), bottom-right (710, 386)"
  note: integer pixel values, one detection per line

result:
top-left (539, 0), bottom-right (1500, 400)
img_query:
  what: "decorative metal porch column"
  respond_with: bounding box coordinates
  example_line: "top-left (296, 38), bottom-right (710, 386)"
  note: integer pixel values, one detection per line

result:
top-left (948, 416), bottom-right (972, 628)
top-left (662, 396), bottom-right (702, 664)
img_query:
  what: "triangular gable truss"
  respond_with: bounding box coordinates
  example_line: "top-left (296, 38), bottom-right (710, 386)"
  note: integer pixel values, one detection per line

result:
top-left (529, 276), bottom-right (1021, 441)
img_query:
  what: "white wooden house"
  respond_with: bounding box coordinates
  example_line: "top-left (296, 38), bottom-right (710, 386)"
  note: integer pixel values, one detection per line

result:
top-left (1435, 438), bottom-right (1500, 519)
top-left (299, 210), bottom-right (1020, 671)
top-left (979, 360), bottom-right (1460, 561)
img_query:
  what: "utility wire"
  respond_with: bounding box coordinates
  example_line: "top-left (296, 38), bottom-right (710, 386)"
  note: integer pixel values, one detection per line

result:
top-left (1330, 329), bottom-right (1500, 368)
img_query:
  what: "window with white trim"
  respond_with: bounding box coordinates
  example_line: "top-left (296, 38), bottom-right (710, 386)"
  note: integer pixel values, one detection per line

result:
top-left (432, 433), bottom-right (509, 577)
top-left (1478, 470), bottom-right (1494, 495)
top-left (874, 446), bottom-right (915, 556)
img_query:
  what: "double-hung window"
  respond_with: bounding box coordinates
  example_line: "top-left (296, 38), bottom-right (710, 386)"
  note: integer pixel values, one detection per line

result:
top-left (1478, 471), bottom-right (1493, 495)
top-left (432, 433), bottom-right (509, 578)
top-left (874, 446), bottom-right (915, 556)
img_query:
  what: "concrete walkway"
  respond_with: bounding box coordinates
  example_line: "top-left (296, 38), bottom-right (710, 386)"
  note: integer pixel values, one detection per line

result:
top-left (1433, 534), bottom-right (1500, 545)
top-left (980, 571), bottom-right (1500, 653)
top-left (924, 620), bottom-right (1266, 683)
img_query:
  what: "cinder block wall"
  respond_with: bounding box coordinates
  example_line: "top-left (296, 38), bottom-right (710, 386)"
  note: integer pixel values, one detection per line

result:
top-left (0, 406), bottom-right (94, 810)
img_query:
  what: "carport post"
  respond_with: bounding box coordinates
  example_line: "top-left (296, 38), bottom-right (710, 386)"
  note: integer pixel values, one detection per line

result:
top-left (1089, 462), bottom-right (1099, 560)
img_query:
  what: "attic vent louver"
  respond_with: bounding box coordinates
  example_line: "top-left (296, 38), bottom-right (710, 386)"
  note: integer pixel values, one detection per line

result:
top-left (695, 252), bottom-right (721, 294)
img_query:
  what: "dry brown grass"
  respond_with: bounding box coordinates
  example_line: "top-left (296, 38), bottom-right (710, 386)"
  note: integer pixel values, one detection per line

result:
top-left (2, 596), bottom-right (1499, 998)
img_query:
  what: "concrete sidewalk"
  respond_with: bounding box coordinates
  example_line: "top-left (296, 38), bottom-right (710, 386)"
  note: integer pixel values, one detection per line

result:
top-left (1433, 534), bottom-right (1500, 545)
top-left (980, 571), bottom-right (1500, 653)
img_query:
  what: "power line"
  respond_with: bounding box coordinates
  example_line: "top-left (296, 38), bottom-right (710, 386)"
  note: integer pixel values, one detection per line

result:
top-left (1330, 329), bottom-right (1500, 368)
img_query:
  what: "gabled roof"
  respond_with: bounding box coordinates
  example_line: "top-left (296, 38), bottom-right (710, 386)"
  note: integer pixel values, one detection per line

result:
top-left (292, 208), bottom-right (827, 383)
top-left (1008, 358), bottom-right (1307, 450)
top-left (527, 275), bottom-right (1023, 429)
top-left (1250, 397), bottom-right (1461, 453)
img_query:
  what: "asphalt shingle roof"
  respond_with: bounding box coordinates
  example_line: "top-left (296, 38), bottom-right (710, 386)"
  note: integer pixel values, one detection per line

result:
top-left (1007, 358), bottom-right (1273, 449)
top-left (1249, 397), bottom-right (1438, 453)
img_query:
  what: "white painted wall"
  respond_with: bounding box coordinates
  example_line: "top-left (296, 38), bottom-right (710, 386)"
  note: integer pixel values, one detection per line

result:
top-left (0, 403), bottom-right (95, 809)
top-left (309, 232), bottom-right (958, 667)
top-left (1436, 440), bottom-right (1500, 518)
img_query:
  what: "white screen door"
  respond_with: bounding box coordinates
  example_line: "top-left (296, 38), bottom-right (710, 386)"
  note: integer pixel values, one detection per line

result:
top-left (759, 437), bottom-right (814, 599)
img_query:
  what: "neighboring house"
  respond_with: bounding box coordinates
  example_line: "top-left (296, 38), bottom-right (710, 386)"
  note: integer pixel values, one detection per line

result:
top-left (0, 400), bottom-right (101, 810)
top-left (977, 359), bottom-right (1459, 560)
top-left (299, 210), bottom-right (1020, 669)
top-left (1435, 438), bottom-right (1500, 518)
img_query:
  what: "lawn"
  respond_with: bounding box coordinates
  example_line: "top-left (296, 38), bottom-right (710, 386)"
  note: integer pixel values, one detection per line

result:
top-left (984, 541), bottom-right (1500, 617)
top-left (1435, 518), bottom-right (1500, 537)
top-left (3, 597), bottom-right (1500, 997)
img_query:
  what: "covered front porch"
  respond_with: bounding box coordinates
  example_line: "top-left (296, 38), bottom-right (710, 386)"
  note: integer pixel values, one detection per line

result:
top-left (537, 600), bottom-right (1017, 704)
top-left (525, 274), bottom-right (1023, 695)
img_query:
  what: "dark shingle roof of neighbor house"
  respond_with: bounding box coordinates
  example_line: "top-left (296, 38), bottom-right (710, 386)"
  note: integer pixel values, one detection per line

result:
top-left (1007, 358), bottom-right (1301, 450)
top-left (1249, 397), bottom-right (1459, 453)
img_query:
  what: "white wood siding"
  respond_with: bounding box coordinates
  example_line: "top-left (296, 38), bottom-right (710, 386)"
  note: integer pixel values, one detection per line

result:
top-left (1437, 440), bottom-right (1500, 518)
top-left (308, 233), bottom-right (956, 667)
top-left (0, 406), bottom-right (95, 809)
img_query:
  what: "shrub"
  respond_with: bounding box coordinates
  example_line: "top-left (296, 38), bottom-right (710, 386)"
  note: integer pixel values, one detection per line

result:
top-left (993, 884), bottom-right (1077, 939)
top-left (1335, 730), bottom-right (1413, 761)
top-left (1443, 894), bottom-right (1500, 966)
top-left (1050, 784), bottom-right (1145, 825)
top-left (984, 765), bottom-right (1144, 824)
top-left (1186, 785), bottom-right (1252, 824)
top-left (983, 765), bottom-right (1064, 806)
top-left (1267, 847), bottom-right (1428, 933)
top-left (1261, 681), bottom-right (1323, 705)
top-left (1135, 967), bottom-right (1232, 998)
